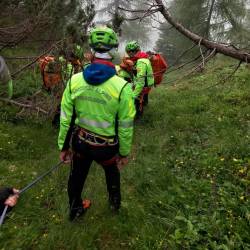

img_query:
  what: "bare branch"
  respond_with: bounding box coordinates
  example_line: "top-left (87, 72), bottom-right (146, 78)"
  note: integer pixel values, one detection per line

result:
top-left (11, 40), bottom-right (64, 78)
top-left (204, 61), bottom-right (243, 90)
top-left (0, 98), bottom-right (48, 114)
top-left (167, 49), bottom-right (216, 85)
top-left (170, 44), bottom-right (198, 67)
top-left (198, 39), bottom-right (205, 69)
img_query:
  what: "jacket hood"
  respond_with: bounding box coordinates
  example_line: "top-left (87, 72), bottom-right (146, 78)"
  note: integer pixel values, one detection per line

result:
top-left (83, 63), bottom-right (116, 85)
top-left (130, 51), bottom-right (148, 62)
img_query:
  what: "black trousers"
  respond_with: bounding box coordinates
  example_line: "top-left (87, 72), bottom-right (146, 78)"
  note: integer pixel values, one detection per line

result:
top-left (68, 133), bottom-right (121, 210)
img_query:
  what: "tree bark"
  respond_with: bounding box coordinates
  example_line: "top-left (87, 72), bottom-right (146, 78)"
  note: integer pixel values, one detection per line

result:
top-left (154, 0), bottom-right (250, 62)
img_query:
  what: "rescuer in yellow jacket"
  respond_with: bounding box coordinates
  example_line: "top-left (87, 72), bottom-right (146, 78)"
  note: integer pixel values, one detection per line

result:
top-left (125, 41), bottom-right (154, 117)
top-left (58, 26), bottom-right (135, 221)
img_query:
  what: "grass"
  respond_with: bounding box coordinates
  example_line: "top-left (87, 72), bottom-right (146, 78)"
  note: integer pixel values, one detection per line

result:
top-left (0, 56), bottom-right (249, 249)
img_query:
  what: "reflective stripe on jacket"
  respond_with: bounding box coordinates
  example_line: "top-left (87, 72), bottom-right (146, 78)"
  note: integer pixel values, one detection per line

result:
top-left (58, 72), bottom-right (135, 156)
top-left (133, 58), bottom-right (154, 98)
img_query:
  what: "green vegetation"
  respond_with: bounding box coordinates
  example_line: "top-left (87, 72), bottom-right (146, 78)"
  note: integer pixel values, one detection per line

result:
top-left (0, 57), bottom-right (249, 249)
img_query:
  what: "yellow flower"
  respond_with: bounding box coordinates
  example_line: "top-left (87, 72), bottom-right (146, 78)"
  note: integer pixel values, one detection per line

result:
top-left (233, 158), bottom-right (239, 162)
top-left (240, 196), bottom-right (245, 200)
top-left (239, 169), bottom-right (245, 174)
top-left (220, 158), bottom-right (225, 161)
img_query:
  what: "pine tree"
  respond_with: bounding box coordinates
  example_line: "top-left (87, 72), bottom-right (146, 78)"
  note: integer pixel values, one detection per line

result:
top-left (155, 0), bottom-right (249, 63)
top-left (0, 0), bottom-right (95, 49)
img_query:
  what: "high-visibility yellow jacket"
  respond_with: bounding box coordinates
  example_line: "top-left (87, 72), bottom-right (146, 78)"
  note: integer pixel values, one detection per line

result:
top-left (133, 58), bottom-right (154, 98)
top-left (58, 62), bottom-right (136, 156)
top-left (115, 65), bottom-right (133, 83)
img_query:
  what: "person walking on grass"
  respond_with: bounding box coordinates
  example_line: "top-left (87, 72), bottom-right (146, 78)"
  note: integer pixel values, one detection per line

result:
top-left (58, 26), bottom-right (136, 221)
top-left (125, 41), bottom-right (154, 117)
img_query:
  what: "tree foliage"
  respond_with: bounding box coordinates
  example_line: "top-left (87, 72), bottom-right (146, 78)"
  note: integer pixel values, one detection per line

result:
top-left (155, 0), bottom-right (250, 64)
top-left (0, 0), bottom-right (95, 50)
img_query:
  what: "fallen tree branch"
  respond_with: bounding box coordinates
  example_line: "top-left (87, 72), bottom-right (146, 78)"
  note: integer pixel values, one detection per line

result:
top-left (170, 44), bottom-right (199, 67)
top-left (0, 98), bottom-right (48, 114)
top-left (4, 56), bottom-right (38, 60)
top-left (11, 40), bottom-right (63, 78)
top-left (204, 60), bottom-right (243, 90)
top-left (154, 0), bottom-right (250, 62)
top-left (167, 49), bottom-right (216, 85)
top-left (167, 52), bottom-right (205, 74)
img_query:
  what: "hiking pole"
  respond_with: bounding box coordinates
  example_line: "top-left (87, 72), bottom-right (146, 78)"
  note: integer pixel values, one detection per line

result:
top-left (19, 161), bottom-right (63, 194)
top-left (0, 161), bottom-right (63, 227)
top-left (0, 206), bottom-right (8, 226)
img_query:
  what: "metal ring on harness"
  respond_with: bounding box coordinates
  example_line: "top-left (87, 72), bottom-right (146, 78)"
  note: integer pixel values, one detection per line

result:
top-left (77, 128), bottom-right (118, 146)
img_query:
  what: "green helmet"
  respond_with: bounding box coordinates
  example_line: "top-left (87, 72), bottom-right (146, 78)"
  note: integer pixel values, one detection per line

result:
top-left (125, 41), bottom-right (140, 52)
top-left (89, 27), bottom-right (119, 52)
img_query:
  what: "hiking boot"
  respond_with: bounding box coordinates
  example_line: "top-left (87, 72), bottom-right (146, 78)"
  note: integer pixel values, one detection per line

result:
top-left (69, 199), bottom-right (91, 221)
top-left (109, 196), bottom-right (120, 213)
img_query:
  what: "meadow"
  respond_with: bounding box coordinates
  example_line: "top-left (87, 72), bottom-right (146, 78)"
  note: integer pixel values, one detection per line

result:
top-left (0, 57), bottom-right (249, 249)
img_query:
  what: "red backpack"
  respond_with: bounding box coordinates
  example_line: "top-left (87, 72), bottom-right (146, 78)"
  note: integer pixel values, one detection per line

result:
top-left (149, 53), bottom-right (168, 85)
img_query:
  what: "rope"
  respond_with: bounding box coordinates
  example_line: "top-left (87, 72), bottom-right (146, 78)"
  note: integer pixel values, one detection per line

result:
top-left (0, 161), bottom-right (63, 227)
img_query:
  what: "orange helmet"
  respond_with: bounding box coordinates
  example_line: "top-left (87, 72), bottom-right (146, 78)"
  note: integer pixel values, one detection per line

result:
top-left (120, 57), bottom-right (134, 72)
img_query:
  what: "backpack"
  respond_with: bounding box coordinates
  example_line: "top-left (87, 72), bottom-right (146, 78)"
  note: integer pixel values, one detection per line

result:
top-left (38, 56), bottom-right (62, 90)
top-left (148, 53), bottom-right (168, 85)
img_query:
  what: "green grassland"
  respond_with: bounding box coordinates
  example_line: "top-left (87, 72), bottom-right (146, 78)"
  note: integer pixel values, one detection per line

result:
top-left (0, 57), bottom-right (249, 249)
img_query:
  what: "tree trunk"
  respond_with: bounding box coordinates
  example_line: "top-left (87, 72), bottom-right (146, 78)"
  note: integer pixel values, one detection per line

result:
top-left (205, 0), bottom-right (216, 39)
top-left (154, 0), bottom-right (250, 62)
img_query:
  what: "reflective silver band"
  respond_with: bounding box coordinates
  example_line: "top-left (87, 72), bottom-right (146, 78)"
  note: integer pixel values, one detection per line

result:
top-left (60, 110), bottom-right (67, 119)
top-left (79, 118), bottom-right (111, 128)
top-left (119, 120), bottom-right (134, 128)
top-left (76, 96), bottom-right (106, 105)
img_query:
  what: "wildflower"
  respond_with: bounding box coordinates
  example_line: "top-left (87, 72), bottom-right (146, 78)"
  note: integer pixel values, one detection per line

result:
top-left (240, 196), bottom-right (245, 200)
top-left (220, 157), bottom-right (225, 161)
top-left (233, 158), bottom-right (239, 162)
top-left (239, 168), bottom-right (245, 174)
